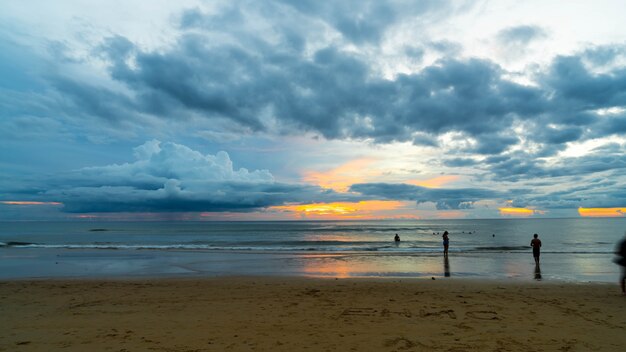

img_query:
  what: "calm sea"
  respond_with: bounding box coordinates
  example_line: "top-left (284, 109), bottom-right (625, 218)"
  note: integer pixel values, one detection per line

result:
top-left (1, 218), bottom-right (625, 282)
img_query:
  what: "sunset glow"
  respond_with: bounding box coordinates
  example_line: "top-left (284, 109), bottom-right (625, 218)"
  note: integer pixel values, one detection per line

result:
top-left (578, 207), bottom-right (626, 217)
top-left (303, 158), bottom-right (379, 192)
top-left (408, 175), bottom-right (460, 188)
top-left (499, 207), bottom-right (543, 217)
top-left (1, 201), bottom-right (62, 206)
top-left (271, 200), bottom-right (408, 219)
top-left (2, 1), bottom-right (626, 221)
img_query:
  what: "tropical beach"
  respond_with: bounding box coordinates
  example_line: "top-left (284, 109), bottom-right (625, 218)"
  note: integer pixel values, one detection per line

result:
top-left (2, 218), bottom-right (626, 351)
top-left (3, 0), bottom-right (626, 351)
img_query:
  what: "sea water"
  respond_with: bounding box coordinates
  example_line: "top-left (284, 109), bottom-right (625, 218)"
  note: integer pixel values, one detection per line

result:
top-left (1, 218), bottom-right (625, 282)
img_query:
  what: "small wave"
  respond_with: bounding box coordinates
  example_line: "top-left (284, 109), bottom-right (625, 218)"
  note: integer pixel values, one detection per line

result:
top-left (1, 242), bottom-right (615, 255)
top-left (1, 241), bottom-right (37, 247)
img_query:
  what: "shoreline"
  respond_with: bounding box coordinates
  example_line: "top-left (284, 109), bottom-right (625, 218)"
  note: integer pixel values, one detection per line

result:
top-left (1, 247), bottom-right (620, 283)
top-left (2, 277), bottom-right (625, 351)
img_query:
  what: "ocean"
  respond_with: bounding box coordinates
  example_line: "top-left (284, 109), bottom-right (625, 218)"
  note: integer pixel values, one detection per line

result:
top-left (1, 218), bottom-right (625, 282)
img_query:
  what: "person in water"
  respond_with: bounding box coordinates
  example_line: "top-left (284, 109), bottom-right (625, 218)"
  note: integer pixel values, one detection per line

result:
top-left (530, 233), bottom-right (542, 264)
top-left (442, 231), bottom-right (449, 256)
top-left (394, 234), bottom-right (400, 242)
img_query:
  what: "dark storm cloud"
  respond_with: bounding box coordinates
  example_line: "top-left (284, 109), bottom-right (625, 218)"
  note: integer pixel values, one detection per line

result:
top-left (595, 113), bottom-right (626, 136)
top-left (50, 76), bottom-right (138, 125)
top-left (100, 32), bottom-right (551, 145)
top-left (349, 183), bottom-right (503, 210)
top-left (470, 133), bottom-right (519, 155)
top-left (535, 125), bottom-right (583, 145)
top-left (411, 132), bottom-right (438, 147)
top-left (94, 23), bottom-right (626, 184)
top-left (3, 0), bottom-right (626, 187)
top-left (485, 143), bottom-right (626, 182)
top-left (36, 141), bottom-right (360, 213)
top-left (543, 55), bottom-right (626, 109)
top-left (512, 179), bottom-right (626, 210)
top-left (53, 181), bottom-right (349, 213)
top-left (443, 158), bottom-right (477, 167)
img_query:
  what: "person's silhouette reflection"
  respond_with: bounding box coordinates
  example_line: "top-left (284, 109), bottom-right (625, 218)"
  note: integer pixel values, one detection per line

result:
top-left (444, 254), bottom-right (450, 277)
top-left (534, 263), bottom-right (542, 281)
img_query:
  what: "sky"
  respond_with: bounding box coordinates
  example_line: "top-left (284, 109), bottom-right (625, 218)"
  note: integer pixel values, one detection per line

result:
top-left (1, 0), bottom-right (626, 221)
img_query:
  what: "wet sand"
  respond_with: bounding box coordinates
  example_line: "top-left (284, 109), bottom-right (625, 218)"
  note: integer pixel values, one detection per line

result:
top-left (1, 277), bottom-right (625, 351)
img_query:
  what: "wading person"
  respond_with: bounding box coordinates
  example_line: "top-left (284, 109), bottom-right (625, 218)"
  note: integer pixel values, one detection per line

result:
top-left (442, 231), bottom-right (449, 256)
top-left (530, 234), bottom-right (542, 264)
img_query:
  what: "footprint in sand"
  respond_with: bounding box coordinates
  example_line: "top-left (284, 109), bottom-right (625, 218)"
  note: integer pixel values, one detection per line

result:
top-left (341, 307), bottom-right (377, 316)
top-left (384, 337), bottom-right (427, 350)
top-left (380, 308), bottom-right (412, 318)
top-left (465, 310), bottom-right (500, 320)
top-left (419, 309), bottom-right (457, 319)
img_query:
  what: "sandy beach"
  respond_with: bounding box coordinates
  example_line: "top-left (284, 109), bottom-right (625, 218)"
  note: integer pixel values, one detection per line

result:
top-left (1, 277), bottom-right (625, 351)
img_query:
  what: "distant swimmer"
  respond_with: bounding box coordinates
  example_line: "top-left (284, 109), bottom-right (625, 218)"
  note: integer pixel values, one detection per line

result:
top-left (530, 234), bottom-right (542, 264)
top-left (442, 231), bottom-right (449, 256)
top-left (394, 234), bottom-right (400, 242)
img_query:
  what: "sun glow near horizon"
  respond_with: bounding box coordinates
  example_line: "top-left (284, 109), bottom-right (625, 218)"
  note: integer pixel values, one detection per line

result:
top-left (499, 207), bottom-right (545, 217)
top-left (578, 207), bottom-right (626, 217)
top-left (1, 201), bottom-right (62, 206)
top-left (270, 200), bottom-right (416, 220)
top-left (302, 158), bottom-right (380, 192)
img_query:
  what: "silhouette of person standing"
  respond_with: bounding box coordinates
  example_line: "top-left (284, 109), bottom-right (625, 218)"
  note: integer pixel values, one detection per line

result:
top-left (530, 234), bottom-right (542, 264)
top-left (394, 233), bottom-right (400, 243)
top-left (442, 231), bottom-right (449, 256)
top-left (615, 235), bottom-right (626, 295)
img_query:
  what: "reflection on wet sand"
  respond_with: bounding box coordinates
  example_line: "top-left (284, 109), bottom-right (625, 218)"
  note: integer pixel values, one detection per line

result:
top-left (444, 255), bottom-right (450, 277)
top-left (534, 263), bottom-right (542, 280)
top-left (299, 253), bottom-right (445, 278)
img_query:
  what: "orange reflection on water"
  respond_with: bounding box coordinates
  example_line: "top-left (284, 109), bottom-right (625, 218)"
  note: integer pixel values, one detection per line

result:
top-left (578, 207), bottom-right (626, 217)
top-left (301, 255), bottom-right (354, 278)
top-left (300, 254), bottom-right (443, 278)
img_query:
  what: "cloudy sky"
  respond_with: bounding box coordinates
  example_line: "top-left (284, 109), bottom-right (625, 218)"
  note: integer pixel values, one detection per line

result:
top-left (1, 0), bottom-right (626, 220)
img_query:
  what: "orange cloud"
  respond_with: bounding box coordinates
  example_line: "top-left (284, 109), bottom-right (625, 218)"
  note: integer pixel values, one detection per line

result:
top-left (578, 207), bottom-right (626, 217)
top-left (407, 175), bottom-right (459, 188)
top-left (271, 200), bottom-right (407, 220)
top-left (303, 158), bottom-right (378, 192)
top-left (499, 207), bottom-right (544, 217)
top-left (1, 201), bottom-right (62, 205)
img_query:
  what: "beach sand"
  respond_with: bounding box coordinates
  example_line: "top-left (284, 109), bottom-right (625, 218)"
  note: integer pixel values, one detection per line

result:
top-left (1, 277), bottom-right (625, 351)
